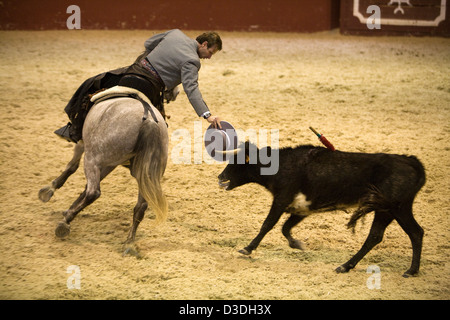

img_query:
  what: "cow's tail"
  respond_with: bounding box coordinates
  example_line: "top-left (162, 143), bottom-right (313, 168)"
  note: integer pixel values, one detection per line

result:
top-left (347, 156), bottom-right (426, 232)
top-left (131, 120), bottom-right (168, 224)
top-left (347, 186), bottom-right (391, 232)
top-left (407, 155), bottom-right (426, 194)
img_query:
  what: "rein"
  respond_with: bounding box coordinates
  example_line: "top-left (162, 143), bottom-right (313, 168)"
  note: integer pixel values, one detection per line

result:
top-left (129, 93), bottom-right (159, 123)
top-left (94, 93), bottom-right (159, 123)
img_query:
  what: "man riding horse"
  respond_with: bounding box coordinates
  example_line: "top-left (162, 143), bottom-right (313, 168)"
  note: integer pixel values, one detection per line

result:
top-left (55, 29), bottom-right (223, 143)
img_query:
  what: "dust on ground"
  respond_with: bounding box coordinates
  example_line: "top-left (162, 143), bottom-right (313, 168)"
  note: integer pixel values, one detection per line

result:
top-left (0, 30), bottom-right (449, 299)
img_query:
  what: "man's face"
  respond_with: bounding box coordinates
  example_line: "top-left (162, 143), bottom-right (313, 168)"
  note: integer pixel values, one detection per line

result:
top-left (198, 41), bottom-right (219, 59)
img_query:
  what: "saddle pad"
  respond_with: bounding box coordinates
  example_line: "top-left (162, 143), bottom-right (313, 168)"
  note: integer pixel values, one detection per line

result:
top-left (90, 85), bottom-right (159, 123)
top-left (90, 85), bottom-right (153, 106)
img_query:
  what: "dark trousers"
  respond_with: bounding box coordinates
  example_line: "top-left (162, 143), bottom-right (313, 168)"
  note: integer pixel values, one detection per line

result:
top-left (65, 73), bottom-right (122, 141)
top-left (64, 52), bottom-right (164, 141)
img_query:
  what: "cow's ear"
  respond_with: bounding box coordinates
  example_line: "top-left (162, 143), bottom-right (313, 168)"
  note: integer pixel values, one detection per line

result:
top-left (260, 146), bottom-right (272, 157)
top-left (244, 140), bottom-right (251, 163)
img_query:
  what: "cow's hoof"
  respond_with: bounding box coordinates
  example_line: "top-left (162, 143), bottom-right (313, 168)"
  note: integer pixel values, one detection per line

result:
top-left (38, 186), bottom-right (54, 203)
top-left (55, 221), bottom-right (70, 238)
top-left (289, 239), bottom-right (306, 250)
top-left (238, 248), bottom-right (251, 255)
top-left (402, 270), bottom-right (418, 278)
top-left (335, 265), bottom-right (350, 273)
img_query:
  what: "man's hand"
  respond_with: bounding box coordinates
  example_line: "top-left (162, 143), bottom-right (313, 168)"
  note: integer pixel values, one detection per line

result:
top-left (206, 115), bottom-right (222, 129)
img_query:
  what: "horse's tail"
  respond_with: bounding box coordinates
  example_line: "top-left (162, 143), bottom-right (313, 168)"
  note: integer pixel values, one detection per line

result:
top-left (131, 120), bottom-right (168, 224)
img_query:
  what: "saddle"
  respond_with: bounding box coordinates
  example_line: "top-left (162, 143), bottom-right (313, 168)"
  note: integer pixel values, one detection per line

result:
top-left (90, 86), bottom-right (159, 123)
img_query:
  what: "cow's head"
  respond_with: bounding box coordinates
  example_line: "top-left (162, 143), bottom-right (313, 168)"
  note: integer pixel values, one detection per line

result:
top-left (218, 141), bottom-right (278, 190)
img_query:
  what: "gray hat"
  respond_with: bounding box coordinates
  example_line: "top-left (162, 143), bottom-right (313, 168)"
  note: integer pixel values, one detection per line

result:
top-left (204, 121), bottom-right (238, 162)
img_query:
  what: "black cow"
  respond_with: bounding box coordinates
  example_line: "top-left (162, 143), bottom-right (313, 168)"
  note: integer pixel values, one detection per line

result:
top-left (218, 141), bottom-right (426, 277)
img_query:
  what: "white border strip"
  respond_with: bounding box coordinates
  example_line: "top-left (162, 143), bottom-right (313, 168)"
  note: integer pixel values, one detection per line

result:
top-left (353, 0), bottom-right (447, 26)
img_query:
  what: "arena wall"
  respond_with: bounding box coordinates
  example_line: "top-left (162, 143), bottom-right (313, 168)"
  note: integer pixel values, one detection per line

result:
top-left (0, 0), bottom-right (340, 32)
top-left (1, 0), bottom-right (448, 36)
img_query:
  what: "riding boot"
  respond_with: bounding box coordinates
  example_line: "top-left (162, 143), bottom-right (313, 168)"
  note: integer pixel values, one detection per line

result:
top-left (69, 96), bottom-right (92, 143)
top-left (69, 121), bottom-right (83, 143)
top-left (55, 105), bottom-right (86, 143)
top-left (54, 122), bottom-right (77, 143)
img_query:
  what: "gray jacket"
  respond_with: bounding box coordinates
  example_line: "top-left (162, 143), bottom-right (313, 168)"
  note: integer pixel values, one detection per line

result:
top-left (145, 29), bottom-right (209, 117)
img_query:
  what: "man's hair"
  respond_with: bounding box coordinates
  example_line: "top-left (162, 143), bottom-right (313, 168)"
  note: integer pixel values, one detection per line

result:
top-left (196, 31), bottom-right (222, 51)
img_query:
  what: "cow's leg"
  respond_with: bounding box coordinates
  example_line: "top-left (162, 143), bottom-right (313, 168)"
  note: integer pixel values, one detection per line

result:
top-left (336, 211), bottom-right (393, 273)
top-left (393, 205), bottom-right (424, 277)
top-left (123, 193), bottom-right (148, 258)
top-left (239, 200), bottom-right (286, 255)
top-left (39, 142), bottom-right (85, 202)
top-left (282, 214), bottom-right (307, 250)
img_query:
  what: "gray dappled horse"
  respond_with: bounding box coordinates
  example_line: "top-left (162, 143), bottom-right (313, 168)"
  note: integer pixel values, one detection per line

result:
top-left (39, 88), bottom-right (173, 256)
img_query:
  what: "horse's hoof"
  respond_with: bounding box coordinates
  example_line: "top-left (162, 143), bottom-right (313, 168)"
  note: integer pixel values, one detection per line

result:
top-left (122, 244), bottom-right (142, 259)
top-left (38, 186), bottom-right (54, 203)
top-left (55, 221), bottom-right (70, 238)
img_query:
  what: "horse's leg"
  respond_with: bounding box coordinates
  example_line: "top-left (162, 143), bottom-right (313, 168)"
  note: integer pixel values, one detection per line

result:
top-left (63, 188), bottom-right (86, 217)
top-left (39, 141), bottom-right (85, 202)
top-left (55, 161), bottom-right (115, 238)
top-left (126, 193), bottom-right (148, 243)
top-left (122, 162), bottom-right (148, 257)
top-left (123, 193), bottom-right (148, 258)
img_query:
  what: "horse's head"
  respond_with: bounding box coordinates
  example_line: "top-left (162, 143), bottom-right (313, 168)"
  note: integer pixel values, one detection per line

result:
top-left (164, 86), bottom-right (180, 103)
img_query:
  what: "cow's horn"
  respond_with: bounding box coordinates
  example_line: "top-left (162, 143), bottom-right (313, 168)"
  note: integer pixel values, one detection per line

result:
top-left (214, 148), bottom-right (241, 156)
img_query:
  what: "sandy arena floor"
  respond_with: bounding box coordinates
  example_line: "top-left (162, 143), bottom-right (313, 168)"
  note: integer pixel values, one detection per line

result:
top-left (0, 30), bottom-right (449, 300)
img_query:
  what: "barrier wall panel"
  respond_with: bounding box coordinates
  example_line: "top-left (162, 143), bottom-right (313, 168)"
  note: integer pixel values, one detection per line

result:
top-left (340, 0), bottom-right (450, 36)
top-left (0, 0), bottom-right (340, 32)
